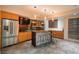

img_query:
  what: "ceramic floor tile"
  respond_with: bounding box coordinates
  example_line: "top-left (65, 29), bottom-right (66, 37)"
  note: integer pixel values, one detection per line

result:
top-left (1, 39), bottom-right (79, 54)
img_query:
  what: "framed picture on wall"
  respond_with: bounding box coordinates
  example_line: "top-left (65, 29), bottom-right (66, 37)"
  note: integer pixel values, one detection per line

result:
top-left (49, 19), bottom-right (58, 28)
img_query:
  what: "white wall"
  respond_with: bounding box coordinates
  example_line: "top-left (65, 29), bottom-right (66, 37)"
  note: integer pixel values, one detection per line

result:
top-left (44, 19), bottom-right (49, 30)
top-left (57, 17), bottom-right (64, 31)
top-left (64, 17), bottom-right (68, 40)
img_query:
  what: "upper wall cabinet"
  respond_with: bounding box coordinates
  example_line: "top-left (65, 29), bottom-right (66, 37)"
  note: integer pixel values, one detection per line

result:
top-left (1, 11), bottom-right (19, 20)
top-left (31, 20), bottom-right (44, 30)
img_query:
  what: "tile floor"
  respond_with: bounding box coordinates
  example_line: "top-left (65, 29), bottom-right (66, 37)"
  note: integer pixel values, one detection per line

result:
top-left (1, 39), bottom-right (79, 54)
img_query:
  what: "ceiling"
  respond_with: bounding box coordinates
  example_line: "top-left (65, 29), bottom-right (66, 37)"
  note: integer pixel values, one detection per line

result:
top-left (1, 5), bottom-right (79, 19)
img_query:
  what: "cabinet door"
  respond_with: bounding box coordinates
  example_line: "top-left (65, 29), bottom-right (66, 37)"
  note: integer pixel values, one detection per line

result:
top-left (52, 31), bottom-right (64, 39)
top-left (0, 11), bottom-right (1, 19)
top-left (18, 32), bottom-right (27, 42)
top-left (27, 32), bottom-right (32, 40)
top-left (18, 33), bottom-right (23, 42)
top-left (23, 33), bottom-right (27, 41)
top-left (0, 19), bottom-right (1, 48)
top-left (2, 11), bottom-right (19, 20)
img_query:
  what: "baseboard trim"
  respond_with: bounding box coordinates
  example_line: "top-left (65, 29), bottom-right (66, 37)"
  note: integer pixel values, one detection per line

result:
top-left (64, 38), bottom-right (79, 43)
top-left (2, 39), bottom-right (31, 48)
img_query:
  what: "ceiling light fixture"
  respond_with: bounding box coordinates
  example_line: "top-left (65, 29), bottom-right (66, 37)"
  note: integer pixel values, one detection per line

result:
top-left (44, 16), bottom-right (47, 20)
top-left (33, 5), bottom-right (37, 8)
top-left (73, 13), bottom-right (77, 15)
top-left (34, 15), bottom-right (37, 19)
top-left (52, 18), bottom-right (54, 21)
top-left (44, 9), bottom-right (47, 12)
top-left (51, 11), bottom-right (54, 14)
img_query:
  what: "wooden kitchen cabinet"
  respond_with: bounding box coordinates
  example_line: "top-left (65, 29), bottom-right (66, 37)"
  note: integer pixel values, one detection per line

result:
top-left (0, 22), bottom-right (1, 49)
top-left (0, 10), bottom-right (1, 19)
top-left (31, 20), bottom-right (44, 30)
top-left (52, 31), bottom-right (64, 39)
top-left (0, 10), bottom-right (1, 48)
top-left (1, 11), bottom-right (19, 20)
top-left (27, 32), bottom-right (32, 40)
top-left (18, 32), bottom-right (32, 43)
top-left (18, 32), bottom-right (27, 42)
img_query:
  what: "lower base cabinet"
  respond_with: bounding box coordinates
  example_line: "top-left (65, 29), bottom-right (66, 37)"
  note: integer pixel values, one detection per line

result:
top-left (52, 31), bottom-right (64, 39)
top-left (18, 32), bottom-right (32, 43)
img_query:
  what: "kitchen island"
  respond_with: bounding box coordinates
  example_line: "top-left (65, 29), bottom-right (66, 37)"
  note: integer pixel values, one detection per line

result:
top-left (32, 30), bottom-right (52, 47)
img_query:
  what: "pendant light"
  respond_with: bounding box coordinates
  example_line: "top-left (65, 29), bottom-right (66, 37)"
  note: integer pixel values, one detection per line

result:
top-left (51, 11), bottom-right (54, 21)
top-left (44, 8), bottom-right (47, 20)
top-left (34, 15), bottom-right (37, 19)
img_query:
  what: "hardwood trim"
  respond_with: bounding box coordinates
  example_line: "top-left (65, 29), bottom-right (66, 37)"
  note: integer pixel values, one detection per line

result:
top-left (2, 39), bottom-right (31, 48)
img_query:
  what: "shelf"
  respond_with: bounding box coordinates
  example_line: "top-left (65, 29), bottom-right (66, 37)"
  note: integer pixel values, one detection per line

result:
top-left (31, 19), bottom-right (44, 30)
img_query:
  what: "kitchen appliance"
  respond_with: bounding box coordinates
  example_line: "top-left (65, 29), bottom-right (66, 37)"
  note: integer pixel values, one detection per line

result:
top-left (2, 19), bottom-right (19, 47)
top-left (19, 17), bottom-right (31, 32)
top-left (19, 17), bottom-right (30, 25)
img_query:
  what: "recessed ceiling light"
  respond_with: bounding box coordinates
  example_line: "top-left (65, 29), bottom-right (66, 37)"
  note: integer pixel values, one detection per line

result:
top-left (44, 8), bottom-right (48, 12)
top-left (73, 13), bottom-right (77, 15)
top-left (33, 5), bottom-right (37, 8)
top-left (44, 9), bottom-right (47, 12)
top-left (50, 11), bottom-right (54, 14)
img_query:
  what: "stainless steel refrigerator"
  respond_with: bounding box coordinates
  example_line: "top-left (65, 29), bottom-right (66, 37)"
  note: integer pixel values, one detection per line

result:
top-left (2, 19), bottom-right (19, 47)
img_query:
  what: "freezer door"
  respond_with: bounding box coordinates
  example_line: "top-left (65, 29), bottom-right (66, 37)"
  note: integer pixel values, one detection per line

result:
top-left (2, 19), bottom-right (10, 37)
top-left (2, 37), bottom-right (16, 47)
top-left (2, 37), bottom-right (7, 47)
